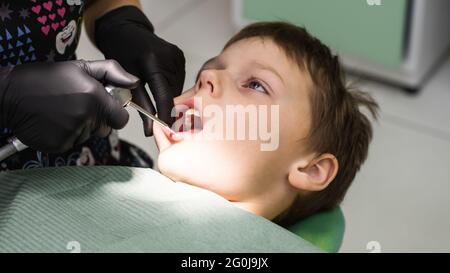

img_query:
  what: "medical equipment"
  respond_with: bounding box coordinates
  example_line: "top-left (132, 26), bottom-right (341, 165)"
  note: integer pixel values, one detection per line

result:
top-left (233, 0), bottom-right (450, 92)
top-left (104, 86), bottom-right (175, 134)
top-left (0, 86), bottom-right (175, 162)
top-left (0, 137), bottom-right (28, 163)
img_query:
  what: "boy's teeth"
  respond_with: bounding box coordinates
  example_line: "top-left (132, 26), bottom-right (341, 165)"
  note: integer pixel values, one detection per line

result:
top-left (183, 108), bottom-right (202, 131)
top-left (185, 108), bottom-right (200, 117)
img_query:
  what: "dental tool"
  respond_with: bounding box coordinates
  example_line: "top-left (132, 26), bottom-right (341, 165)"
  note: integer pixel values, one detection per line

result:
top-left (0, 136), bottom-right (28, 163)
top-left (0, 86), bottom-right (175, 162)
top-left (104, 86), bottom-right (175, 134)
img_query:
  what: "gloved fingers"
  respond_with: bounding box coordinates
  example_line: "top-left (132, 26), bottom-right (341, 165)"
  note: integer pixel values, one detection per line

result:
top-left (171, 44), bottom-right (186, 95)
top-left (174, 66), bottom-right (186, 97)
top-left (76, 59), bottom-right (140, 89)
top-left (95, 84), bottom-right (130, 130)
top-left (145, 72), bottom-right (176, 128)
top-left (138, 43), bottom-right (186, 94)
top-left (138, 51), bottom-right (184, 127)
top-left (151, 42), bottom-right (186, 96)
top-left (73, 124), bottom-right (97, 147)
top-left (92, 123), bottom-right (113, 139)
top-left (132, 83), bottom-right (156, 136)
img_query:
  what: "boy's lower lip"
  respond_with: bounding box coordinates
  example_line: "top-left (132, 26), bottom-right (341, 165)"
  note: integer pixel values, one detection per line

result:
top-left (164, 127), bottom-right (203, 142)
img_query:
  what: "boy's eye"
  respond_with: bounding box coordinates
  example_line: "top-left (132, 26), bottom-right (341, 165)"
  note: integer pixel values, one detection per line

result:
top-left (244, 79), bottom-right (268, 94)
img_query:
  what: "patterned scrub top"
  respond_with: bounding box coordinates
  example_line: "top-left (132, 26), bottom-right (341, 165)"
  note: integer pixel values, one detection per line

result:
top-left (0, 0), bottom-right (153, 171)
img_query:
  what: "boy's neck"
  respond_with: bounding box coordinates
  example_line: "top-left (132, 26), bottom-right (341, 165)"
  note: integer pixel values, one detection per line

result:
top-left (232, 200), bottom-right (281, 221)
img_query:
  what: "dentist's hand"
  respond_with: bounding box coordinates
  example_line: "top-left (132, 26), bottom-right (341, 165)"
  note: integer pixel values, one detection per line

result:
top-left (95, 5), bottom-right (186, 136)
top-left (0, 60), bottom-right (139, 153)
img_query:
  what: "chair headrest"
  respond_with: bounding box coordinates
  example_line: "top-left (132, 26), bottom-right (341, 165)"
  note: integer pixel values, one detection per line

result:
top-left (287, 206), bottom-right (345, 253)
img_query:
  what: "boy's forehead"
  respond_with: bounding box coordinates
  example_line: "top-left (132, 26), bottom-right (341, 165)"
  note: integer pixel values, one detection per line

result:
top-left (225, 38), bottom-right (300, 73)
top-left (228, 37), bottom-right (288, 53)
top-left (202, 38), bottom-right (294, 73)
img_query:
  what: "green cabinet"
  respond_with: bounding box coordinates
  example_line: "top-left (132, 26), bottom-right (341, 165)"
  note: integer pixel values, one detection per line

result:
top-left (240, 0), bottom-right (409, 68)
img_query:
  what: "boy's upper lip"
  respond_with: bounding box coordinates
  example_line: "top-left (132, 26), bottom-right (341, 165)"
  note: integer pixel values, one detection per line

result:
top-left (178, 97), bottom-right (199, 111)
top-left (178, 97), bottom-right (203, 120)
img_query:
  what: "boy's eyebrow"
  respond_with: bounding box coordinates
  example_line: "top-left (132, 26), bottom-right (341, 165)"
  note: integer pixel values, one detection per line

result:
top-left (195, 58), bottom-right (284, 84)
top-left (252, 62), bottom-right (285, 84)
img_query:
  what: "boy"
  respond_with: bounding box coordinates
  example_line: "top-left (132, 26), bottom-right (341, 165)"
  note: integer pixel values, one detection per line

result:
top-left (153, 22), bottom-right (378, 227)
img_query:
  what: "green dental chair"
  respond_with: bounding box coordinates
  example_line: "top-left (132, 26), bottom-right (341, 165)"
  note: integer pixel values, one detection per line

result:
top-left (288, 206), bottom-right (345, 253)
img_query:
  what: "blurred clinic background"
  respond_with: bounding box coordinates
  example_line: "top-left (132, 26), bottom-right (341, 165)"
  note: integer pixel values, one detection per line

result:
top-left (77, 0), bottom-right (450, 252)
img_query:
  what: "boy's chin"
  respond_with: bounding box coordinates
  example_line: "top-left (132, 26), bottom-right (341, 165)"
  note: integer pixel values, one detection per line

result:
top-left (157, 154), bottom-right (199, 183)
top-left (157, 158), bottom-right (180, 181)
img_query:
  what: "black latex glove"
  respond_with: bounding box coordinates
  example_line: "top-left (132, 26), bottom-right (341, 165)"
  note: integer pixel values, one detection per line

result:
top-left (0, 60), bottom-right (139, 153)
top-left (95, 5), bottom-right (186, 136)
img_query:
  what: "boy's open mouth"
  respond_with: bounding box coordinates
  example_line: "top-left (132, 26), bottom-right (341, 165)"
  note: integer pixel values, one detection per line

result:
top-left (177, 107), bottom-right (203, 133)
top-left (165, 99), bottom-right (204, 142)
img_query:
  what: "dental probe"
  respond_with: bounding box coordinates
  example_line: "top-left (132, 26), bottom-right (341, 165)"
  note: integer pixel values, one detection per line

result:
top-left (0, 86), bottom-right (175, 162)
top-left (104, 85), bottom-right (176, 135)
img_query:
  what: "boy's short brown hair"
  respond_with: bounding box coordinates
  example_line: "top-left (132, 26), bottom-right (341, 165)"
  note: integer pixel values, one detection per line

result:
top-left (225, 22), bottom-right (378, 227)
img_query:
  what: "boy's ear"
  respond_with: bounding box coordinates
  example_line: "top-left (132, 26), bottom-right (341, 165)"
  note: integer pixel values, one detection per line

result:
top-left (288, 154), bottom-right (338, 192)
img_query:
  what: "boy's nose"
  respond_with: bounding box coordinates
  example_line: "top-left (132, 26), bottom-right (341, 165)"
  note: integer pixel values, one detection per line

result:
top-left (197, 70), bottom-right (222, 98)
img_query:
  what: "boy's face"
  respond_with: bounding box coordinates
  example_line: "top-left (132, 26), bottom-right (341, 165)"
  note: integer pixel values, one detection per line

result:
top-left (154, 37), bottom-right (314, 211)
